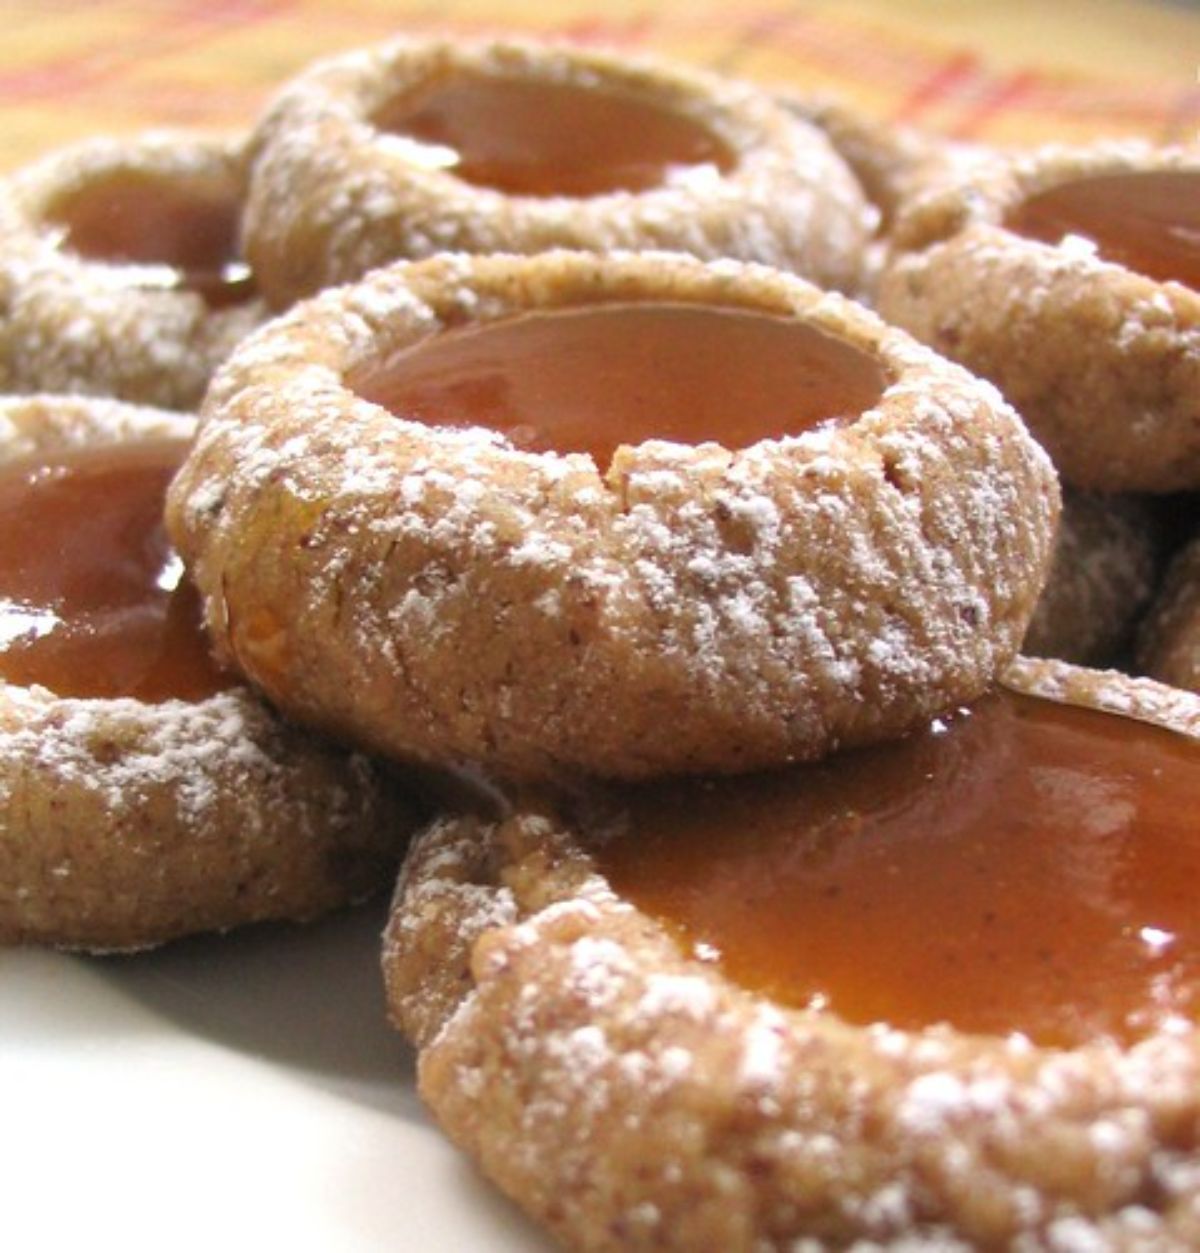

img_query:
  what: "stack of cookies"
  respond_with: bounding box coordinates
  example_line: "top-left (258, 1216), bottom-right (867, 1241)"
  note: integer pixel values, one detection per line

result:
top-left (2, 34), bottom-right (1199, 1251)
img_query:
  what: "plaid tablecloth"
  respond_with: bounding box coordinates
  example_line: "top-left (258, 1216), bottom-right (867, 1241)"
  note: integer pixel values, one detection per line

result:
top-left (0, 0), bottom-right (1197, 170)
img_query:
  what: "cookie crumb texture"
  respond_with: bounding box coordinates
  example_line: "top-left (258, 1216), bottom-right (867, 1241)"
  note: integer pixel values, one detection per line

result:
top-left (385, 661), bottom-right (1200, 1251)
top-left (168, 250), bottom-right (1060, 781)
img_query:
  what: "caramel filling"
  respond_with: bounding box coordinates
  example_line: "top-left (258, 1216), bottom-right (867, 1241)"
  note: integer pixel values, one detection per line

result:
top-left (45, 170), bottom-right (255, 308)
top-left (593, 690), bottom-right (1200, 1048)
top-left (373, 71), bottom-right (735, 197)
top-left (352, 302), bottom-right (886, 468)
top-left (1005, 170), bottom-right (1200, 290)
top-left (0, 439), bottom-right (233, 703)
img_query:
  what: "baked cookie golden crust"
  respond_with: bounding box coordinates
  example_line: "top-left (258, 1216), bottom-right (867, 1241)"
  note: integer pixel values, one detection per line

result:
top-left (1138, 530), bottom-right (1200, 692)
top-left (0, 131), bottom-right (265, 411)
top-left (0, 394), bottom-right (417, 952)
top-left (877, 142), bottom-right (1200, 493)
top-left (241, 37), bottom-right (874, 309)
top-left (385, 658), bottom-right (1200, 1251)
top-left (167, 249), bottom-right (1059, 782)
top-left (1024, 486), bottom-right (1160, 666)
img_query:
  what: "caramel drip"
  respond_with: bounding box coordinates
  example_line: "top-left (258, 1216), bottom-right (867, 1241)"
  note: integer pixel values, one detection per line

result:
top-left (374, 71), bottom-right (735, 197)
top-left (0, 439), bottom-right (233, 703)
top-left (593, 690), bottom-right (1200, 1048)
top-left (46, 170), bottom-right (255, 308)
top-left (352, 302), bottom-right (887, 469)
top-left (1006, 170), bottom-right (1200, 290)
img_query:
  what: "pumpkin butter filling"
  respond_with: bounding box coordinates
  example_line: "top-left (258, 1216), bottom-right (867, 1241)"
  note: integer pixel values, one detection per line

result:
top-left (1004, 169), bottom-right (1200, 291)
top-left (0, 438), bottom-right (232, 703)
top-left (351, 301), bottom-right (888, 469)
top-left (591, 687), bottom-right (1200, 1049)
top-left (44, 170), bottom-right (256, 308)
top-left (373, 70), bottom-right (736, 198)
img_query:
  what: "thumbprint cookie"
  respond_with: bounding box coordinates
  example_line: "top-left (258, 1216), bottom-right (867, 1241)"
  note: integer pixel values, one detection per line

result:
top-left (241, 37), bottom-right (874, 308)
top-left (0, 394), bottom-right (417, 952)
top-left (168, 249), bottom-right (1058, 781)
top-left (879, 142), bottom-right (1200, 492)
top-left (0, 132), bottom-right (264, 411)
top-left (386, 658), bottom-right (1200, 1251)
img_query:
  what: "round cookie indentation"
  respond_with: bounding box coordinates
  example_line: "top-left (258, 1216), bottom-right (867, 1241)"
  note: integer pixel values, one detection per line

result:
top-left (372, 69), bottom-right (735, 198)
top-left (44, 167), bottom-right (255, 310)
top-left (168, 250), bottom-right (1059, 782)
top-left (1005, 169), bottom-right (1200, 291)
top-left (349, 301), bottom-right (886, 470)
top-left (594, 685), bottom-right (1200, 1049)
top-left (0, 437), bottom-right (234, 702)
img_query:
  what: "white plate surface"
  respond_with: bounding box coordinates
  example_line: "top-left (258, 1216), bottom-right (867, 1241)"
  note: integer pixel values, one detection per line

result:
top-left (0, 902), bottom-right (556, 1252)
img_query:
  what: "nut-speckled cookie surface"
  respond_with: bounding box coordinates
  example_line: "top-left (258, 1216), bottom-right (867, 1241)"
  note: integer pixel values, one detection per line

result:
top-left (878, 142), bottom-right (1200, 493)
top-left (0, 132), bottom-right (265, 411)
top-left (167, 250), bottom-right (1059, 782)
top-left (385, 658), bottom-right (1200, 1252)
top-left (0, 395), bottom-right (417, 952)
top-left (242, 37), bottom-right (875, 308)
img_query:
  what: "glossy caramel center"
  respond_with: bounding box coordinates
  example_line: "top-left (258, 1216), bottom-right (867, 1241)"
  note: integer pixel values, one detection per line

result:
top-left (45, 170), bottom-right (254, 307)
top-left (374, 71), bottom-right (735, 197)
top-left (351, 302), bottom-right (886, 468)
top-left (1005, 170), bottom-right (1200, 290)
top-left (593, 690), bottom-right (1200, 1048)
top-left (0, 439), bottom-right (233, 703)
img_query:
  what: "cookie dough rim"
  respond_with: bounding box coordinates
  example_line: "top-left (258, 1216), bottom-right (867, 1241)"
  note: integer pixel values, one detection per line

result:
top-left (385, 659), bottom-right (1200, 1250)
top-left (878, 142), bottom-right (1200, 492)
top-left (0, 394), bottom-right (413, 952)
top-left (0, 130), bottom-right (266, 410)
top-left (169, 248), bottom-right (1059, 781)
top-left (242, 35), bottom-right (873, 307)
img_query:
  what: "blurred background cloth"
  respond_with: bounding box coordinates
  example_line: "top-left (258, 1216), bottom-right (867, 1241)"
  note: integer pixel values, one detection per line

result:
top-left (0, 0), bottom-right (1197, 167)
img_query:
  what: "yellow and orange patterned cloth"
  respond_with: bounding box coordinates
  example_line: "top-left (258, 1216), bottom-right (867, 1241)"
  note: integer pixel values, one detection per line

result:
top-left (0, 0), bottom-right (1196, 171)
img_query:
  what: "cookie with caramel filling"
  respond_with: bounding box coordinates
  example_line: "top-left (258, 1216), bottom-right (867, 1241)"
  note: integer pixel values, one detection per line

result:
top-left (241, 37), bottom-right (874, 309)
top-left (385, 658), bottom-right (1200, 1251)
top-left (878, 143), bottom-right (1200, 493)
top-left (0, 394), bottom-right (417, 952)
top-left (0, 132), bottom-right (265, 410)
top-left (167, 250), bottom-right (1058, 781)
